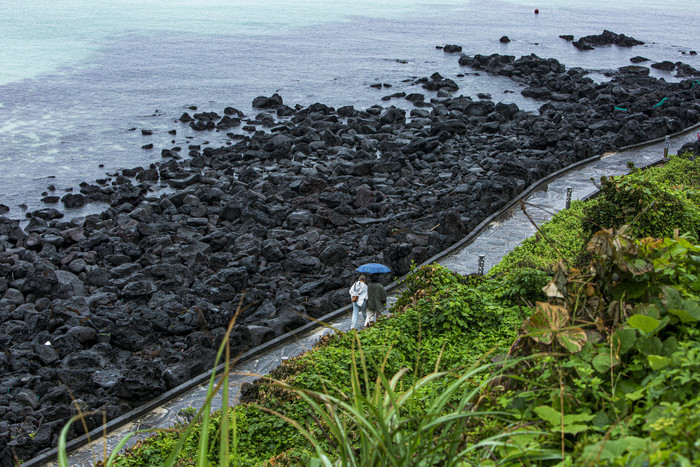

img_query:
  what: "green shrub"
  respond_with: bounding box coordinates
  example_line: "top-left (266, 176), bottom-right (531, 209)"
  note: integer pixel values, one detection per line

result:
top-left (486, 233), bottom-right (700, 466)
top-left (494, 267), bottom-right (550, 305)
top-left (584, 155), bottom-right (700, 241)
top-left (639, 152), bottom-right (700, 191)
top-left (489, 200), bottom-right (589, 276)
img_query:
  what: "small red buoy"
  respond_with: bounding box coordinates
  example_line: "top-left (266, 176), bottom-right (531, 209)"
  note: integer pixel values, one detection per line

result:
top-left (534, 8), bottom-right (539, 14)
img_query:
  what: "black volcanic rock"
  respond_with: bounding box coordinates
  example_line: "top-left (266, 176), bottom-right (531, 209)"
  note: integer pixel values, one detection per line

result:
top-left (651, 61), bottom-right (675, 71)
top-left (630, 56), bottom-right (649, 63)
top-left (675, 62), bottom-right (700, 78)
top-left (41, 196), bottom-right (60, 204)
top-left (252, 93), bottom-right (284, 109)
top-left (421, 72), bottom-right (459, 92)
top-left (572, 30), bottom-right (644, 50)
top-left (61, 193), bottom-right (87, 208)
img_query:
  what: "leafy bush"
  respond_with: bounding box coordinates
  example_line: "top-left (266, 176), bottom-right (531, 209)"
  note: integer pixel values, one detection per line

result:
top-left (494, 267), bottom-right (550, 305)
top-left (584, 155), bottom-right (700, 240)
top-left (486, 231), bottom-right (700, 466)
top-left (398, 266), bottom-right (506, 337)
top-left (489, 200), bottom-right (589, 276)
top-left (640, 152), bottom-right (700, 191)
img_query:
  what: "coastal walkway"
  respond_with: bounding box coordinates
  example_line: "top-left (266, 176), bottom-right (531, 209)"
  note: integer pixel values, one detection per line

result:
top-left (38, 126), bottom-right (699, 466)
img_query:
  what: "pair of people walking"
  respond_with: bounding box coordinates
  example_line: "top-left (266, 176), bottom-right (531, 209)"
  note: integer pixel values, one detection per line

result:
top-left (349, 274), bottom-right (387, 330)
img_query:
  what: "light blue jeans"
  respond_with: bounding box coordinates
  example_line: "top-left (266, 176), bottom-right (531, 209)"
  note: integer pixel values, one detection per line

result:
top-left (351, 301), bottom-right (367, 330)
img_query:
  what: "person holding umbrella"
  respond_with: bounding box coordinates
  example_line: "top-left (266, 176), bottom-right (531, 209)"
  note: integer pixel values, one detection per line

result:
top-left (364, 274), bottom-right (387, 327)
top-left (348, 274), bottom-right (368, 330)
top-left (355, 263), bottom-right (391, 327)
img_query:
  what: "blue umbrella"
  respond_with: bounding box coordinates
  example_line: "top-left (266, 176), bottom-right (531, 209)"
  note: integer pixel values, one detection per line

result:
top-left (356, 263), bottom-right (391, 274)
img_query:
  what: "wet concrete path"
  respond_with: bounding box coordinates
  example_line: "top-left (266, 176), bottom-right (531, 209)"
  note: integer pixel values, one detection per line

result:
top-left (52, 129), bottom-right (699, 466)
top-left (439, 140), bottom-right (688, 274)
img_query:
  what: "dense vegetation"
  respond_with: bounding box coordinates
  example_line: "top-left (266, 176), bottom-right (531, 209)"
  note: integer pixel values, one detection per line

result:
top-left (65, 153), bottom-right (700, 466)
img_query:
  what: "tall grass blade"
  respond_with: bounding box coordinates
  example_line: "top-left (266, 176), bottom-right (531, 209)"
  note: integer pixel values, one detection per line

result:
top-left (219, 338), bottom-right (231, 466)
top-left (57, 414), bottom-right (81, 467)
top-left (195, 399), bottom-right (212, 467)
top-left (162, 297), bottom-right (245, 467)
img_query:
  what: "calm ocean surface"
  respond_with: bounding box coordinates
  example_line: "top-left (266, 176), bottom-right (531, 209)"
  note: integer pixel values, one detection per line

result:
top-left (1, 0), bottom-right (698, 219)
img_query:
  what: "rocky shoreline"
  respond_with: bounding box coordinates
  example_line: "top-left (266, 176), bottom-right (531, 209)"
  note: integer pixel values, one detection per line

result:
top-left (1, 43), bottom-right (700, 463)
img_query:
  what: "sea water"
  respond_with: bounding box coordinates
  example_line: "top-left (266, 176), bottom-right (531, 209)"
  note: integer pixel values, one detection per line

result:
top-left (0, 0), bottom-right (698, 219)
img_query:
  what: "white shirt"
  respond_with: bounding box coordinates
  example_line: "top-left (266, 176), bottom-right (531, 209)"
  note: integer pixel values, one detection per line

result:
top-left (349, 281), bottom-right (368, 306)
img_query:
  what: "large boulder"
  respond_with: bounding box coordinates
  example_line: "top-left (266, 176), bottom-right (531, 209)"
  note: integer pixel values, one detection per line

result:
top-left (284, 251), bottom-right (321, 273)
top-left (572, 30), bottom-right (644, 50)
top-left (252, 93), bottom-right (284, 109)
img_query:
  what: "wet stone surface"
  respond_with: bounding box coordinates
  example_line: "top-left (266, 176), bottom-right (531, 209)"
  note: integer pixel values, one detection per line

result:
top-left (56, 130), bottom-right (699, 467)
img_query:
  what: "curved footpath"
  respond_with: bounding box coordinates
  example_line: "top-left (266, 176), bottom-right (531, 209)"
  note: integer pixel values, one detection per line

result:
top-left (39, 125), bottom-right (699, 466)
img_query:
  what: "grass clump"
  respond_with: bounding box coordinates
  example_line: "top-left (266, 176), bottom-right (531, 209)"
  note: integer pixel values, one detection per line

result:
top-left (488, 200), bottom-right (589, 276)
top-left (583, 154), bottom-right (700, 241)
